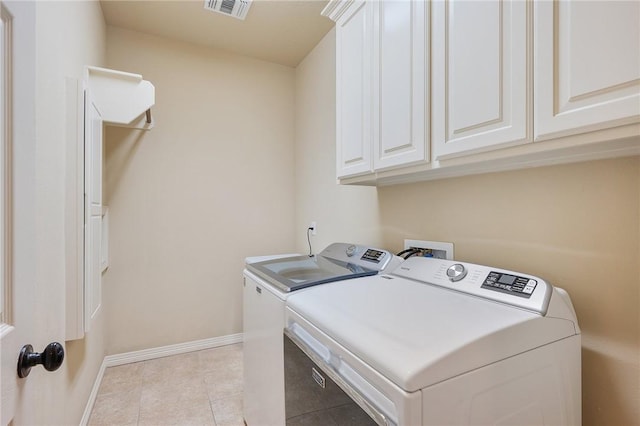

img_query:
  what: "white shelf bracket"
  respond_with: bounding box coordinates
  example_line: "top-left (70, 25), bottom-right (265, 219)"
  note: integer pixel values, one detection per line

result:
top-left (85, 66), bottom-right (155, 130)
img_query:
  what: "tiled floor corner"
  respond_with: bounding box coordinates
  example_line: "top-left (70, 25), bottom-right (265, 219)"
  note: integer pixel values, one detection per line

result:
top-left (88, 343), bottom-right (244, 426)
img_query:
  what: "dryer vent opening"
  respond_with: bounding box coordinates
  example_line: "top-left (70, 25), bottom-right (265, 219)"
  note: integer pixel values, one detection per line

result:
top-left (204, 0), bottom-right (252, 20)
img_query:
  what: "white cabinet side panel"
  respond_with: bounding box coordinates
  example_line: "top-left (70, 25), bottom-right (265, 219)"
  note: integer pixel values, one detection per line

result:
top-left (65, 78), bottom-right (85, 340)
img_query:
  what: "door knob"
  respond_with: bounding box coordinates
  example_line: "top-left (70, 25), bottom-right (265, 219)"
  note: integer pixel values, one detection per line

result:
top-left (17, 342), bottom-right (65, 378)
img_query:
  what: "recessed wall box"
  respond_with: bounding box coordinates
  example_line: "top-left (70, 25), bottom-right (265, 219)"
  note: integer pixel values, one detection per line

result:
top-left (404, 239), bottom-right (454, 260)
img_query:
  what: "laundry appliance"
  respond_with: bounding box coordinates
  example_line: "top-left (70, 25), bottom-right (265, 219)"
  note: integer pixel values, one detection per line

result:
top-left (243, 243), bottom-right (402, 426)
top-left (284, 256), bottom-right (581, 425)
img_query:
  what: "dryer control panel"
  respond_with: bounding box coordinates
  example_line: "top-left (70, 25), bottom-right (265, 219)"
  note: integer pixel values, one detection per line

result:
top-left (482, 272), bottom-right (537, 298)
top-left (391, 257), bottom-right (552, 315)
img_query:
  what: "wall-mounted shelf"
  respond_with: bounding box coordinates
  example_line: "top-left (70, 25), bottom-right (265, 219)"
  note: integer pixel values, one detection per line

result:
top-left (65, 66), bottom-right (156, 341)
top-left (85, 66), bottom-right (155, 130)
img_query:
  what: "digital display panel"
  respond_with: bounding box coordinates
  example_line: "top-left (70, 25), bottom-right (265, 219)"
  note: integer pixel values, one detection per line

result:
top-left (498, 274), bottom-right (516, 285)
top-left (481, 271), bottom-right (537, 299)
top-left (361, 249), bottom-right (384, 263)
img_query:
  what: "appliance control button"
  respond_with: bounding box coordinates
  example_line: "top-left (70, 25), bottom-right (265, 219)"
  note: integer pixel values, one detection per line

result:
top-left (447, 264), bottom-right (468, 282)
top-left (346, 245), bottom-right (357, 257)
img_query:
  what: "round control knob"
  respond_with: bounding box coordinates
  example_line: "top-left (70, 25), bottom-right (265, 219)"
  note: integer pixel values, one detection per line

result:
top-left (346, 245), bottom-right (356, 257)
top-left (446, 264), bottom-right (468, 282)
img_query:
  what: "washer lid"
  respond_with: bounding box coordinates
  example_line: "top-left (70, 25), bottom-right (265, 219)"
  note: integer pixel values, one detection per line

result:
top-left (246, 243), bottom-right (394, 293)
top-left (286, 274), bottom-right (578, 392)
top-left (246, 254), bottom-right (379, 292)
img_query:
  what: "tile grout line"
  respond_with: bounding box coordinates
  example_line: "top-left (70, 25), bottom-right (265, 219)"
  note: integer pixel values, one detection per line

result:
top-left (135, 359), bottom-right (147, 425)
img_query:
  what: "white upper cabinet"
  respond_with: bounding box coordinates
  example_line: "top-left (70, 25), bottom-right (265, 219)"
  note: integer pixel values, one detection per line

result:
top-left (335, 1), bottom-right (374, 178)
top-left (328, 0), bottom-right (428, 178)
top-left (534, 0), bottom-right (640, 140)
top-left (372, 0), bottom-right (428, 170)
top-left (432, 0), bottom-right (530, 159)
top-left (325, 0), bottom-right (639, 185)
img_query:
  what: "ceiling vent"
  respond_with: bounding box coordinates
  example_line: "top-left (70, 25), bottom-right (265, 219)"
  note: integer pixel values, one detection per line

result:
top-left (204, 0), bottom-right (252, 20)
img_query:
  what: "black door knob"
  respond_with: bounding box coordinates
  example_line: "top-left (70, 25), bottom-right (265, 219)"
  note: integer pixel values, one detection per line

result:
top-left (17, 342), bottom-right (64, 378)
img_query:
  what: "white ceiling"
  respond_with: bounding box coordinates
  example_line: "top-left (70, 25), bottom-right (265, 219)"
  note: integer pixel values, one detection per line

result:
top-left (100, 0), bottom-right (335, 68)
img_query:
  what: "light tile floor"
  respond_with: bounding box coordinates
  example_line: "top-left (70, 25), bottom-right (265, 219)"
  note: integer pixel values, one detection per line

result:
top-left (88, 343), bottom-right (244, 426)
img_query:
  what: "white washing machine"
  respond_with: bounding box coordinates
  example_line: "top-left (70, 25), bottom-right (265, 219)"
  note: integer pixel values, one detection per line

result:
top-left (243, 243), bottom-right (402, 426)
top-left (284, 256), bottom-right (581, 425)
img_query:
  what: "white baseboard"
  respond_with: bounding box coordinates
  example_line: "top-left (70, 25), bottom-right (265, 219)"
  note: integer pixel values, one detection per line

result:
top-left (104, 333), bottom-right (243, 367)
top-left (80, 333), bottom-right (244, 425)
top-left (80, 358), bottom-right (107, 426)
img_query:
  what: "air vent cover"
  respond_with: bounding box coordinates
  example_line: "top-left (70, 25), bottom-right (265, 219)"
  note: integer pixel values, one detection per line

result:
top-left (204, 0), bottom-right (252, 20)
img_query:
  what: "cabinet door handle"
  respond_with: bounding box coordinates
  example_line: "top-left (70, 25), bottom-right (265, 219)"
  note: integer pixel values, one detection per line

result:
top-left (255, 286), bottom-right (262, 294)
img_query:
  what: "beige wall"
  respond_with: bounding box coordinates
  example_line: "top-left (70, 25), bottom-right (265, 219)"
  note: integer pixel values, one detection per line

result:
top-left (9, 3), bottom-right (633, 424)
top-left (31, 1), bottom-right (107, 424)
top-left (297, 30), bottom-right (639, 426)
top-left (103, 27), bottom-right (296, 354)
top-left (294, 28), bottom-right (382, 253)
top-left (378, 158), bottom-right (639, 425)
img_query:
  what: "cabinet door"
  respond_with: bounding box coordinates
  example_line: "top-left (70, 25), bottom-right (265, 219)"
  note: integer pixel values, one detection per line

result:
top-left (372, 0), bottom-right (428, 170)
top-left (432, 0), bottom-right (530, 159)
top-left (336, 1), bottom-right (374, 178)
top-left (84, 89), bottom-right (102, 332)
top-left (534, 1), bottom-right (640, 140)
top-left (242, 274), bottom-right (285, 426)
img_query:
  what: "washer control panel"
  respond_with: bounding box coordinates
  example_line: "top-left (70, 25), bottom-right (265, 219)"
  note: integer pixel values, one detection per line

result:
top-left (361, 248), bottom-right (386, 264)
top-left (482, 272), bottom-right (537, 299)
top-left (320, 242), bottom-right (393, 271)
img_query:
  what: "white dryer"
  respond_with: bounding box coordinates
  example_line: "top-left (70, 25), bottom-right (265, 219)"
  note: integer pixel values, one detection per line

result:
top-left (284, 256), bottom-right (581, 425)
